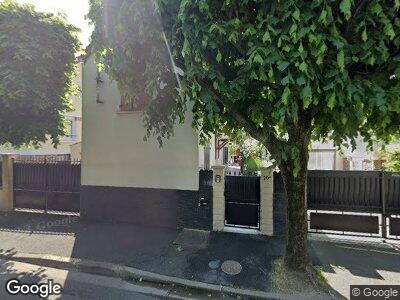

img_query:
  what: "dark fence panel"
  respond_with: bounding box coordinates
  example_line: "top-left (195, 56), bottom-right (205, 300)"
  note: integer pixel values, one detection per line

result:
top-left (309, 213), bottom-right (380, 234)
top-left (273, 170), bottom-right (400, 214)
top-left (199, 170), bottom-right (213, 188)
top-left (225, 176), bottom-right (260, 204)
top-left (273, 170), bottom-right (400, 238)
top-left (14, 161), bottom-right (81, 192)
top-left (390, 217), bottom-right (400, 236)
top-left (307, 171), bottom-right (382, 213)
top-left (13, 160), bottom-right (81, 213)
top-left (225, 175), bottom-right (260, 228)
top-left (385, 173), bottom-right (400, 214)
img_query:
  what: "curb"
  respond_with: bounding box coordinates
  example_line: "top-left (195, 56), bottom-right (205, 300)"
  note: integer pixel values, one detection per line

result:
top-left (0, 253), bottom-right (329, 300)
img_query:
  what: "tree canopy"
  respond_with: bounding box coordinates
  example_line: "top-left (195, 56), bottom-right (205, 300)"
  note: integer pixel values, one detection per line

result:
top-left (383, 147), bottom-right (400, 171)
top-left (88, 0), bottom-right (400, 269)
top-left (0, 0), bottom-right (80, 147)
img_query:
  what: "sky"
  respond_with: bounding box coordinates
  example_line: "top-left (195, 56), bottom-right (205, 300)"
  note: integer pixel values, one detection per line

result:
top-left (15, 0), bottom-right (93, 46)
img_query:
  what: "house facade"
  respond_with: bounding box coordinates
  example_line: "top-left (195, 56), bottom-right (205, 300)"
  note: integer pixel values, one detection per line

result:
top-left (80, 55), bottom-right (214, 229)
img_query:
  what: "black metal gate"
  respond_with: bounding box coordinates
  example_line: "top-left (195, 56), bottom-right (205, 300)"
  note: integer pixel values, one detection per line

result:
top-left (306, 170), bottom-right (400, 239)
top-left (13, 159), bottom-right (81, 214)
top-left (224, 176), bottom-right (260, 229)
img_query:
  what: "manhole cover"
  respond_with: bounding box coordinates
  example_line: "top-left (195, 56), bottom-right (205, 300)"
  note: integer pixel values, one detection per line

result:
top-left (221, 260), bottom-right (242, 275)
top-left (208, 260), bottom-right (220, 270)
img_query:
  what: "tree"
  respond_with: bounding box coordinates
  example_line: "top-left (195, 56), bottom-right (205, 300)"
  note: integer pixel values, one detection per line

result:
top-left (0, 0), bottom-right (80, 147)
top-left (88, 0), bottom-right (400, 270)
top-left (383, 147), bottom-right (400, 171)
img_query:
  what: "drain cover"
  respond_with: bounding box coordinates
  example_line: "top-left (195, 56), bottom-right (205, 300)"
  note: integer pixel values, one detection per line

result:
top-left (208, 260), bottom-right (220, 270)
top-left (221, 260), bottom-right (242, 275)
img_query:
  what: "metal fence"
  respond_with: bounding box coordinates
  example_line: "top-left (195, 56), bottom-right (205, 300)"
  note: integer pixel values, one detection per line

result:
top-left (307, 171), bottom-right (400, 214)
top-left (13, 159), bottom-right (81, 213)
top-left (199, 169), bottom-right (213, 188)
top-left (225, 175), bottom-right (260, 229)
top-left (274, 170), bottom-right (400, 239)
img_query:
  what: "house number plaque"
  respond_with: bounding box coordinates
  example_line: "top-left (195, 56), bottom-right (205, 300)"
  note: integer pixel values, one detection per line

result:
top-left (215, 175), bottom-right (221, 183)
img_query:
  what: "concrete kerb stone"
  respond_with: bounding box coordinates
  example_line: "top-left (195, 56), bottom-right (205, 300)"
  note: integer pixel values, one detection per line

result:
top-left (0, 252), bottom-right (328, 300)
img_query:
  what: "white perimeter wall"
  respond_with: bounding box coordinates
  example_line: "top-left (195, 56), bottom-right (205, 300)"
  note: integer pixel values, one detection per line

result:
top-left (82, 56), bottom-right (199, 191)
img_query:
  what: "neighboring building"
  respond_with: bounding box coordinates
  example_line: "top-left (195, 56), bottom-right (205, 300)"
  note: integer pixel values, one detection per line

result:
top-left (309, 138), bottom-right (399, 171)
top-left (80, 54), bottom-right (212, 229)
top-left (70, 141), bottom-right (82, 161)
top-left (217, 137), bottom-right (396, 172)
top-left (0, 62), bottom-right (83, 158)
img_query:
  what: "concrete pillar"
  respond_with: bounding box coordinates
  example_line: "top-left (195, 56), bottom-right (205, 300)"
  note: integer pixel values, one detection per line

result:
top-left (260, 167), bottom-right (274, 235)
top-left (0, 155), bottom-right (15, 211)
top-left (212, 165), bottom-right (225, 231)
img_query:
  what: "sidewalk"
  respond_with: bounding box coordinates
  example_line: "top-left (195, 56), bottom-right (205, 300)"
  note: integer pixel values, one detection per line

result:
top-left (0, 211), bottom-right (287, 293)
top-left (1, 211), bottom-right (382, 299)
top-left (310, 235), bottom-right (400, 299)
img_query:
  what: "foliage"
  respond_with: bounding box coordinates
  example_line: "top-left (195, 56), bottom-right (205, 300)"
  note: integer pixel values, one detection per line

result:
top-left (0, 0), bottom-right (80, 147)
top-left (88, 0), bottom-right (400, 169)
top-left (87, 0), bottom-right (183, 144)
top-left (382, 147), bottom-right (400, 172)
top-left (244, 156), bottom-right (262, 175)
top-left (230, 138), bottom-right (264, 174)
top-left (88, 0), bottom-right (400, 269)
top-left (238, 138), bottom-right (264, 160)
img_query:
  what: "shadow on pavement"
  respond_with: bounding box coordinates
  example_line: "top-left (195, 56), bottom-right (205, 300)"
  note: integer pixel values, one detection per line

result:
top-left (0, 211), bottom-right (289, 293)
top-left (310, 239), bottom-right (400, 280)
top-left (0, 248), bottom-right (49, 299)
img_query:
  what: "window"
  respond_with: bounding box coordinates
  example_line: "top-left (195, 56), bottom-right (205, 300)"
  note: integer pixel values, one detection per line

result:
top-left (65, 119), bottom-right (76, 139)
top-left (223, 147), bottom-right (229, 165)
top-left (119, 90), bottom-right (148, 112)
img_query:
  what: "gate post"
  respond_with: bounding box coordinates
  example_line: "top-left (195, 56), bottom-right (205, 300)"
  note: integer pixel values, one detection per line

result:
top-left (212, 165), bottom-right (225, 231)
top-left (381, 172), bottom-right (387, 239)
top-left (260, 167), bottom-right (274, 236)
top-left (0, 154), bottom-right (16, 212)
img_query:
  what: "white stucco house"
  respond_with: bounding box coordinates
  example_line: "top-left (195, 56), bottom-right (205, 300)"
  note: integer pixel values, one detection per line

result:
top-left (80, 54), bottom-right (216, 229)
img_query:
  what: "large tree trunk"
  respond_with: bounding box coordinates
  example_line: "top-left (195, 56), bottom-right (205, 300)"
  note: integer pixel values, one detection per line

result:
top-left (280, 129), bottom-right (311, 270)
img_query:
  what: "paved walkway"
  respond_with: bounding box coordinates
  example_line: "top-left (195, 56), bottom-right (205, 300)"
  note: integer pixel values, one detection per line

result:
top-left (310, 236), bottom-right (400, 299)
top-left (1, 211), bottom-right (398, 299)
top-left (0, 211), bottom-right (286, 293)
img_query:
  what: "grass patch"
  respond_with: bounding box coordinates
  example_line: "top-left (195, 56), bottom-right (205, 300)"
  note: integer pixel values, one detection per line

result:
top-left (269, 258), bottom-right (328, 295)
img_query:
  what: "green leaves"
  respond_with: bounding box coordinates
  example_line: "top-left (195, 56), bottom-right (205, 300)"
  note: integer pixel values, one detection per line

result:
top-left (337, 50), bottom-right (345, 71)
top-left (301, 85), bottom-right (313, 109)
top-left (327, 92), bottom-right (336, 110)
top-left (384, 23), bottom-right (395, 40)
top-left (253, 53), bottom-right (264, 65)
top-left (278, 61), bottom-right (290, 71)
top-left (262, 31), bottom-right (271, 43)
top-left (361, 28), bottom-right (368, 42)
top-left (88, 0), bottom-right (400, 187)
top-left (216, 51), bottom-right (222, 62)
top-left (340, 0), bottom-right (352, 20)
top-left (292, 8), bottom-right (300, 22)
top-left (87, 0), bottom-right (400, 270)
top-left (298, 61), bottom-right (308, 73)
top-left (0, 1), bottom-right (79, 147)
top-left (282, 86), bottom-right (291, 104)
